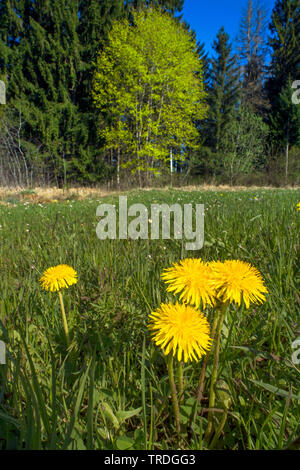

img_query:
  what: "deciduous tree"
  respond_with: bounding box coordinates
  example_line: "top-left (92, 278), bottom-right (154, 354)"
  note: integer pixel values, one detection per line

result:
top-left (92, 7), bottom-right (207, 186)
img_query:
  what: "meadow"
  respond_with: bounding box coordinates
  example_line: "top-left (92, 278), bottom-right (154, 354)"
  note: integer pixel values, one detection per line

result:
top-left (0, 187), bottom-right (299, 450)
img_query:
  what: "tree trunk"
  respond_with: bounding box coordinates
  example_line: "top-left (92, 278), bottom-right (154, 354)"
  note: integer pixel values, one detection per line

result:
top-left (117, 146), bottom-right (120, 189)
top-left (285, 141), bottom-right (289, 187)
top-left (285, 123), bottom-right (289, 187)
top-left (170, 148), bottom-right (173, 187)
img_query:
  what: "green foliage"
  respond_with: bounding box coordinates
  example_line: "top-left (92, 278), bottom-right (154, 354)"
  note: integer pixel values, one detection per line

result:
top-left (196, 42), bottom-right (210, 89)
top-left (0, 0), bottom-right (126, 184)
top-left (268, 79), bottom-right (300, 185)
top-left (270, 79), bottom-right (300, 149)
top-left (204, 27), bottom-right (240, 152)
top-left (267, 0), bottom-right (300, 99)
top-left (220, 105), bottom-right (269, 184)
top-left (92, 7), bottom-right (207, 181)
top-left (77, 0), bottom-right (125, 116)
top-left (0, 1), bottom-right (92, 183)
top-left (236, 0), bottom-right (269, 113)
top-left (127, 0), bottom-right (184, 15)
top-left (267, 0), bottom-right (300, 151)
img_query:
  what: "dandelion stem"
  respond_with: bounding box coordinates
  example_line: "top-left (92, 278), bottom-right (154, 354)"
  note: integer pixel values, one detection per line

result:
top-left (167, 354), bottom-right (181, 434)
top-left (58, 291), bottom-right (70, 346)
top-left (204, 301), bottom-right (228, 442)
top-left (208, 410), bottom-right (228, 449)
top-left (178, 361), bottom-right (184, 403)
top-left (197, 312), bottom-right (219, 401)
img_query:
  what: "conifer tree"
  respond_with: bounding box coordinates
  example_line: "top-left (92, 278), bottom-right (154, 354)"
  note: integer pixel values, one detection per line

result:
top-left (127, 0), bottom-right (184, 15)
top-left (267, 0), bottom-right (300, 99)
top-left (267, 0), bottom-right (300, 184)
top-left (197, 41), bottom-right (210, 89)
top-left (270, 78), bottom-right (300, 184)
top-left (207, 27), bottom-right (240, 152)
top-left (78, 0), bottom-right (124, 105)
top-left (75, 1), bottom-right (126, 183)
top-left (236, 0), bottom-right (269, 112)
top-left (1, 0), bottom-right (96, 183)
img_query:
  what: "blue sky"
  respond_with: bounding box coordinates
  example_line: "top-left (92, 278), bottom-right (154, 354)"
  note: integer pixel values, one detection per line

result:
top-left (181, 0), bottom-right (277, 56)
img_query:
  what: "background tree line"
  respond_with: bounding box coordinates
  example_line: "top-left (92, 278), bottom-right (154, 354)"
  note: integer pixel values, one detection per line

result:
top-left (0, 0), bottom-right (299, 188)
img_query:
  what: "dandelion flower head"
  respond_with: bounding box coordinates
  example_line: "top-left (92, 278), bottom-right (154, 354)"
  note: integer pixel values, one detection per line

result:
top-left (148, 302), bottom-right (212, 363)
top-left (161, 258), bottom-right (216, 309)
top-left (209, 260), bottom-right (268, 309)
top-left (39, 264), bottom-right (78, 292)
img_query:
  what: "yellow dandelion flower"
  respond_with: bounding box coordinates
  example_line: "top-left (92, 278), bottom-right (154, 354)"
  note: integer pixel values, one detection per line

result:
top-left (209, 260), bottom-right (268, 308)
top-left (297, 202), bottom-right (300, 211)
top-left (148, 302), bottom-right (212, 363)
top-left (161, 258), bottom-right (216, 309)
top-left (39, 264), bottom-right (78, 292)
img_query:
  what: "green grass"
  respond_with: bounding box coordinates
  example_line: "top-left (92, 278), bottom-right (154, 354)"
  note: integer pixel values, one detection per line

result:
top-left (0, 188), bottom-right (299, 450)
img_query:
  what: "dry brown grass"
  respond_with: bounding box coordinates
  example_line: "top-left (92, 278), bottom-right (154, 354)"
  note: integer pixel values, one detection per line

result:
top-left (0, 186), bottom-right (120, 204)
top-left (0, 184), bottom-right (299, 204)
top-left (164, 184), bottom-right (300, 192)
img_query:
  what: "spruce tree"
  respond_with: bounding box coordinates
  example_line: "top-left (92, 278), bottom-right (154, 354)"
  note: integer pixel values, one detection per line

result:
top-left (20, 1), bottom-right (84, 183)
top-left (267, 0), bottom-right (300, 99)
top-left (270, 78), bottom-right (300, 184)
top-left (187, 40), bottom-right (210, 176)
top-left (267, 0), bottom-right (300, 184)
top-left (78, 0), bottom-right (124, 105)
top-left (76, 0), bottom-right (125, 183)
top-left (126, 0), bottom-right (184, 15)
top-left (1, 0), bottom-right (96, 184)
top-left (207, 27), bottom-right (240, 152)
top-left (0, 0), bottom-right (26, 93)
top-left (236, 0), bottom-right (269, 113)
top-left (197, 41), bottom-right (210, 89)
